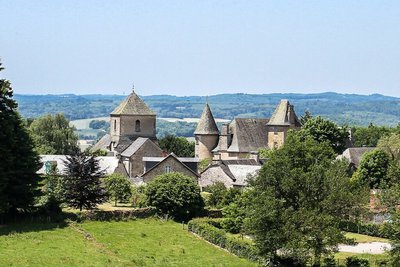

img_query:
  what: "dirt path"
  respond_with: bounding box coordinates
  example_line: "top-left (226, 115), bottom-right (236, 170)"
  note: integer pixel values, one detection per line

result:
top-left (339, 242), bottom-right (392, 254)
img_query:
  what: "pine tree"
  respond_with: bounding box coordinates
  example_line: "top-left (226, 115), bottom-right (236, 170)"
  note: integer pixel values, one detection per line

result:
top-left (0, 61), bottom-right (40, 215)
top-left (63, 152), bottom-right (107, 211)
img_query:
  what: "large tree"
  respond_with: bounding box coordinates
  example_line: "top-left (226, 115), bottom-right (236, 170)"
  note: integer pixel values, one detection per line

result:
top-left (29, 113), bottom-right (78, 155)
top-left (63, 153), bottom-right (107, 211)
top-left (353, 149), bottom-right (391, 189)
top-left (145, 172), bottom-right (204, 221)
top-left (301, 116), bottom-right (349, 154)
top-left (158, 135), bottom-right (195, 157)
top-left (0, 61), bottom-right (41, 215)
top-left (246, 133), bottom-right (366, 265)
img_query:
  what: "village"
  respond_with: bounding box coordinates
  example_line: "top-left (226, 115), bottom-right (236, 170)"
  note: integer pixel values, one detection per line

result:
top-left (2, 1), bottom-right (400, 266)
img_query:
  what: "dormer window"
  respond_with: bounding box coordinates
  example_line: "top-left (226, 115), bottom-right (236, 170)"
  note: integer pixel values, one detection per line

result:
top-left (135, 120), bottom-right (141, 132)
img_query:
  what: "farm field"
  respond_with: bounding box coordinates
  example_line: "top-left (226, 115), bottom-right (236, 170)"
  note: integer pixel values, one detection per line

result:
top-left (0, 218), bottom-right (257, 267)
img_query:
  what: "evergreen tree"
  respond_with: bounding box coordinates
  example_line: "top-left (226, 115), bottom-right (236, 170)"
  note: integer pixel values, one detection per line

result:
top-left (0, 61), bottom-right (40, 215)
top-left (63, 153), bottom-right (107, 211)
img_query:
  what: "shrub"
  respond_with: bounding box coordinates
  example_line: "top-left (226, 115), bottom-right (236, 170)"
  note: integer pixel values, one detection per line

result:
top-left (145, 172), bottom-right (204, 221)
top-left (188, 218), bottom-right (263, 264)
top-left (103, 173), bottom-right (132, 206)
top-left (345, 256), bottom-right (370, 267)
top-left (339, 220), bottom-right (395, 239)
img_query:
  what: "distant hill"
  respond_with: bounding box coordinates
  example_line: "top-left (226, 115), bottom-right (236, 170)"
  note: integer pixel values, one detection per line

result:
top-left (14, 92), bottom-right (400, 126)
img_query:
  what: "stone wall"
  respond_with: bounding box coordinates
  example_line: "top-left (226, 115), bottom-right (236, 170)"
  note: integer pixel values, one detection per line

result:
top-left (195, 134), bottom-right (219, 160)
top-left (128, 141), bottom-right (163, 177)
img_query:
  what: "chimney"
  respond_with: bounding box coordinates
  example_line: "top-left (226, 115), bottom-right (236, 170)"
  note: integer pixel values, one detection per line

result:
top-left (249, 151), bottom-right (260, 163)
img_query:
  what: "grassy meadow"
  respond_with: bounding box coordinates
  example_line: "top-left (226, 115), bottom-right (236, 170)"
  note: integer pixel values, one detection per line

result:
top-left (0, 218), bottom-right (257, 267)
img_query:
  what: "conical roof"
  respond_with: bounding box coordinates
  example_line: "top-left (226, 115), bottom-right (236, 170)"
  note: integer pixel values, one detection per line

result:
top-left (267, 99), bottom-right (301, 126)
top-left (195, 103), bottom-right (219, 135)
top-left (111, 90), bottom-right (155, 116)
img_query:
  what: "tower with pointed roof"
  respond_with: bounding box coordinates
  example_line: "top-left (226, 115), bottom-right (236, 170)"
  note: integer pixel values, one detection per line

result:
top-left (194, 103), bottom-right (219, 160)
top-left (110, 88), bottom-right (156, 152)
top-left (266, 99), bottom-right (301, 149)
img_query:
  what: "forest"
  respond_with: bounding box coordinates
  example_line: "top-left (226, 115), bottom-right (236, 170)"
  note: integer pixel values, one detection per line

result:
top-left (15, 92), bottom-right (400, 127)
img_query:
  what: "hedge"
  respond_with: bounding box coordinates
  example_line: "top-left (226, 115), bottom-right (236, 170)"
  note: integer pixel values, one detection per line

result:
top-left (188, 218), bottom-right (264, 264)
top-left (339, 220), bottom-right (395, 239)
top-left (345, 256), bottom-right (370, 267)
top-left (75, 207), bottom-right (156, 221)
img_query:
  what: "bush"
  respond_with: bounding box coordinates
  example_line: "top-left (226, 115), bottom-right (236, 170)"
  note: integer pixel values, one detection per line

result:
top-left (145, 172), bottom-right (204, 221)
top-left (76, 207), bottom-right (156, 221)
top-left (103, 174), bottom-right (132, 206)
top-left (339, 220), bottom-right (395, 239)
top-left (188, 218), bottom-right (263, 264)
top-left (345, 256), bottom-right (370, 267)
top-left (131, 185), bottom-right (147, 208)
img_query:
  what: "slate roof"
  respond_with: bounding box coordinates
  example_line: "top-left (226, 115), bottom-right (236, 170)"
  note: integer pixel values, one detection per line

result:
top-left (141, 153), bottom-right (200, 178)
top-left (90, 134), bottom-right (111, 152)
top-left (267, 99), bottom-right (301, 127)
top-left (337, 147), bottom-right (375, 167)
top-left (194, 103), bottom-right (219, 135)
top-left (199, 159), bottom-right (262, 188)
top-left (120, 137), bottom-right (149, 157)
top-left (111, 90), bottom-right (156, 116)
top-left (226, 118), bottom-right (269, 153)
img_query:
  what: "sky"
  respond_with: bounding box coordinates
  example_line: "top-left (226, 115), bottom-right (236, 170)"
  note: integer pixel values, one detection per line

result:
top-left (0, 0), bottom-right (399, 97)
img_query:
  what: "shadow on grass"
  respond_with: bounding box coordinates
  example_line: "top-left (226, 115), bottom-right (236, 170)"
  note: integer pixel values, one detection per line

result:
top-left (0, 212), bottom-right (76, 236)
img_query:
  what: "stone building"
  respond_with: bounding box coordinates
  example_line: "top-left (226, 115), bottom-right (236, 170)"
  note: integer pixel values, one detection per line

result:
top-left (141, 153), bottom-right (200, 183)
top-left (194, 103), bottom-right (219, 159)
top-left (195, 99), bottom-right (302, 160)
top-left (92, 89), bottom-right (163, 177)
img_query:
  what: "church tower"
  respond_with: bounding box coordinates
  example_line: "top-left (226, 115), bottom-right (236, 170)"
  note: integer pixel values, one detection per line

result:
top-left (194, 103), bottom-right (219, 160)
top-left (110, 88), bottom-right (156, 152)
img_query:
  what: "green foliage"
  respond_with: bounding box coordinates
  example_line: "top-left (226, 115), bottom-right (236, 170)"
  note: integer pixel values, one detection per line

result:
top-left (188, 218), bottom-right (263, 264)
top-left (246, 133), bottom-right (366, 265)
top-left (29, 113), bottom-right (79, 155)
top-left (301, 116), bottom-right (349, 154)
top-left (221, 190), bottom-right (251, 234)
top-left (352, 124), bottom-right (391, 147)
top-left (198, 157), bottom-right (212, 172)
top-left (145, 172), bottom-right (204, 221)
top-left (37, 165), bottom-right (65, 214)
top-left (130, 185), bottom-right (147, 208)
top-left (85, 148), bottom-right (108, 156)
top-left (0, 61), bottom-right (41, 215)
top-left (104, 174), bottom-right (132, 206)
top-left (377, 133), bottom-right (400, 161)
top-left (89, 119), bottom-right (108, 129)
top-left (158, 135), bottom-right (195, 157)
top-left (258, 147), bottom-right (274, 158)
top-left (339, 221), bottom-right (395, 239)
top-left (63, 153), bottom-right (107, 211)
top-left (300, 110), bottom-right (313, 125)
top-left (345, 256), bottom-right (370, 267)
top-left (353, 150), bottom-right (390, 189)
top-left (203, 182), bottom-right (228, 208)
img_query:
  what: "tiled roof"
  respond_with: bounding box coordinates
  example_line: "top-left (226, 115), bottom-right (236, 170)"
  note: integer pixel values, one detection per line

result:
top-left (111, 90), bottom-right (155, 116)
top-left (90, 134), bottom-right (111, 152)
top-left (267, 99), bottom-right (301, 127)
top-left (194, 103), bottom-right (219, 135)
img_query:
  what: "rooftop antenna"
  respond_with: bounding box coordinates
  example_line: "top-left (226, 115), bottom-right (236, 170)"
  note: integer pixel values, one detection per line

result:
top-left (132, 82), bottom-right (135, 93)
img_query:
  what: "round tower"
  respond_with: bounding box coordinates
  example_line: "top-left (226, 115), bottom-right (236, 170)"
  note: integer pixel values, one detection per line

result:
top-left (194, 103), bottom-right (219, 160)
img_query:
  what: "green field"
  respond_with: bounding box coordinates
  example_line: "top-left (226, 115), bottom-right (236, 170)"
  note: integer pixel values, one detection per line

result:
top-left (0, 219), bottom-right (257, 267)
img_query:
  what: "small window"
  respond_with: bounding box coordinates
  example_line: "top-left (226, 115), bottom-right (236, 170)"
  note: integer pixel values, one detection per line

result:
top-left (195, 136), bottom-right (199, 145)
top-left (274, 132), bottom-right (278, 135)
top-left (135, 120), bottom-right (141, 132)
top-left (165, 166), bottom-right (172, 173)
top-left (114, 120), bottom-right (117, 132)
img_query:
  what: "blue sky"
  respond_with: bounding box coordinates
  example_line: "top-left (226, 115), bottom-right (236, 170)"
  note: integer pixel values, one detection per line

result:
top-left (1, 0), bottom-right (399, 96)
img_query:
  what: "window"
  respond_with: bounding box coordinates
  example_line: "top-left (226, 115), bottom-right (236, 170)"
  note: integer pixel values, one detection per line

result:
top-left (195, 136), bottom-right (199, 145)
top-left (274, 132), bottom-right (278, 135)
top-left (165, 166), bottom-right (172, 173)
top-left (135, 120), bottom-right (141, 132)
top-left (114, 120), bottom-right (117, 132)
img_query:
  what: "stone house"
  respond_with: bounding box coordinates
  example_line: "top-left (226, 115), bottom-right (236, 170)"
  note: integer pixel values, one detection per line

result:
top-left (141, 153), bottom-right (200, 183)
top-left (199, 158), bottom-right (264, 189)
